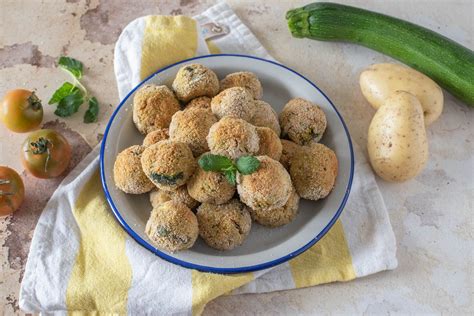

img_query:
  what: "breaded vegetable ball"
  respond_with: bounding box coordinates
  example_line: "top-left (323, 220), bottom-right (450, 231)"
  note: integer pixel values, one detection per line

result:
top-left (172, 64), bottom-right (219, 102)
top-left (237, 156), bottom-right (292, 211)
top-left (113, 145), bottom-right (154, 194)
top-left (211, 87), bottom-right (255, 121)
top-left (142, 128), bottom-right (169, 147)
top-left (150, 186), bottom-right (199, 210)
top-left (249, 187), bottom-right (299, 228)
top-left (256, 127), bottom-right (282, 160)
top-left (290, 143), bottom-right (338, 200)
top-left (133, 84), bottom-right (181, 134)
top-left (250, 100), bottom-right (281, 136)
top-left (141, 140), bottom-right (196, 191)
top-left (145, 201), bottom-right (198, 252)
top-left (279, 98), bottom-right (327, 145)
top-left (187, 161), bottom-right (236, 204)
top-left (185, 96), bottom-right (211, 111)
top-left (169, 108), bottom-right (218, 156)
top-left (219, 71), bottom-right (263, 100)
top-left (207, 117), bottom-right (259, 159)
top-left (197, 199), bottom-right (251, 250)
top-left (279, 139), bottom-right (301, 170)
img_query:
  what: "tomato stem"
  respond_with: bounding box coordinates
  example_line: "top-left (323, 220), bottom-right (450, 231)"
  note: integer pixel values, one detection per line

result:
top-left (27, 92), bottom-right (42, 111)
top-left (28, 137), bottom-right (52, 173)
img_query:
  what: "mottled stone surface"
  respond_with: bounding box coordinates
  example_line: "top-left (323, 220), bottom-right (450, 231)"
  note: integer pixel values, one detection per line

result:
top-left (0, 0), bottom-right (472, 314)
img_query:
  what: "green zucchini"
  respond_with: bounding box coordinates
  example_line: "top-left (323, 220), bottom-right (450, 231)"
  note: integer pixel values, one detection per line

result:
top-left (286, 2), bottom-right (474, 107)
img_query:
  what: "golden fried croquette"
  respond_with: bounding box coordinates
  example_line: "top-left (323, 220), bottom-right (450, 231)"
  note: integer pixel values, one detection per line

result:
top-left (207, 117), bottom-right (259, 159)
top-left (256, 127), bottom-right (282, 160)
top-left (211, 87), bottom-right (255, 121)
top-left (249, 187), bottom-right (299, 227)
top-left (219, 71), bottom-right (263, 100)
top-left (145, 201), bottom-right (198, 252)
top-left (172, 64), bottom-right (219, 102)
top-left (185, 96), bottom-right (211, 111)
top-left (141, 140), bottom-right (196, 191)
top-left (149, 186), bottom-right (199, 210)
top-left (279, 139), bottom-right (301, 170)
top-left (133, 84), bottom-right (180, 134)
top-left (290, 143), bottom-right (338, 200)
top-left (113, 145), bottom-right (154, 194)
top-left (237, 156), bottom-right (292, 211)
top-left (250, 100), bottom-right (281, 136)
top-left (142, 128), bottom-right (169, 147)
top-left (187, 158), bottom-right (236, 204)
top-left (169, 108), bottom-right (218, 156)
top-left (196, 199), bottom-right (251, 250)
top-left (279, 98), bottom-right (327, 145)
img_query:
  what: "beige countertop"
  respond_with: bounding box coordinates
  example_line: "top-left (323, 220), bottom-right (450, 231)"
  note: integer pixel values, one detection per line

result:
top-left (0, 0), bottom-right (473, 314)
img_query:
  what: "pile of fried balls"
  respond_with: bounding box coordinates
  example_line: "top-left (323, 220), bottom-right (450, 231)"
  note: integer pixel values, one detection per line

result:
top-left (113, 64), bottom-right (338, 252)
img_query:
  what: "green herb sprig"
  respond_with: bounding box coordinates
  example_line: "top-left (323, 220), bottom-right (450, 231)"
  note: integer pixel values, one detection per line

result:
top-left (48, 57), bottom-right (99, 123)
top-left (198, 154), bottom-right (260, 185)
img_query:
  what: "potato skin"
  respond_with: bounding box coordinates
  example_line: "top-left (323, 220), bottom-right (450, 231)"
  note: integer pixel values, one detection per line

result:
top-left (360, 63), bottom-right (443, 126)
top-left (368, 91), bottom-right (429, 182)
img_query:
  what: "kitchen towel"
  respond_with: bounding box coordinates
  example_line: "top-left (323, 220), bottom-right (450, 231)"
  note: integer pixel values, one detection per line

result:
top-left (19, 2), bottom-right (397, 315)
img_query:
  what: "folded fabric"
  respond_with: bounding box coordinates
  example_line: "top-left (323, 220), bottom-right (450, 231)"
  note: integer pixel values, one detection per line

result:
top-left (20, 2), bottom-right (397, 315)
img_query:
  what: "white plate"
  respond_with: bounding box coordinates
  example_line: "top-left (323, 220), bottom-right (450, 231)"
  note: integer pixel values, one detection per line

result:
top-left (100, 54), bottom-right (354, 274)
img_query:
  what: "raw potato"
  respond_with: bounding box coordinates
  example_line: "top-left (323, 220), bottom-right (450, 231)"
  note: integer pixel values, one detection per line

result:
top-left (360, 63), bottom-right (443, 126)
top-left (368, 91), bottom-right (429, 182)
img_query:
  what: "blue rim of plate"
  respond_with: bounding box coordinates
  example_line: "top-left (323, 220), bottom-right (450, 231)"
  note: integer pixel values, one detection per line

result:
top-left (100, 53), bottom-right (354, 274)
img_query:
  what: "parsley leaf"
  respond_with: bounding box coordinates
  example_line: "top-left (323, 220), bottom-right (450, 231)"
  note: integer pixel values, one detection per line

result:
top-left (48, 82), bottom-right (78, 105)
top-left (58, 56), bottom-right (83, 79)
top-left (84, 96), bottom-right (99, 123)
top-left (54, 89), bottom-right (84, 117)
top-left (236, 156), bottom-right (260, 175)
top-left (198, 153), bottom-right (234, 172)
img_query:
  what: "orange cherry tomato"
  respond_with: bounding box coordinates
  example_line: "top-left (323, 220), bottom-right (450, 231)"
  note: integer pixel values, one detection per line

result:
top-left (1, 89), bottom-right (43, 133)
top-left (0, 166), bottom-right (25, 216)
top-left (21, 129), bottom-right (72, 179)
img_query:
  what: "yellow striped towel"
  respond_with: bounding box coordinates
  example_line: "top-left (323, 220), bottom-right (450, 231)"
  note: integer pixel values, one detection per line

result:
top-left (19, 2), bottom-right (397, 315)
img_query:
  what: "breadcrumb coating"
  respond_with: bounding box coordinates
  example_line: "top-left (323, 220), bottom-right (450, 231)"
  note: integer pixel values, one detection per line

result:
top-left (237, 156), bottom-right (292, 211)
top-left (197, 199), bottom-right (251, 250)
top-left (185, 96), bottom-right (211, 111)
top-left (279, 139), bottom-right (301, 170)
top-left (113, 145), bottom-right (154, 194)
top-left (250, 100), bottom-right (281, 136)
top-left (149, 186), bottom-right (199, 210)
top-left (207, 117), bottom-right (259, 159)
top-left (211, 87), bottom-right (255, 121)
top-left (133, 84), bottom-right (180, 134)
top-left (279, 98), bottom-right (327, 145)
top-left (145, 201), bottom-right (198, 252)
top-left (249, 187), bottom-right (299, 227)
top-left (141, 140), bottom-right (196, 191)
top-left (219, 71), bottom-right (263, 100)
top-left (256, 127), bottom-right (282, 160)
top-left (142, 128), bottom-right (169, 147)
top-left (187, 157), bottom-right (236, 204)
top-left (172, 64), bottom-right (219, 102)
top-left (290, 143), bottom-right (338, 200)
top-left (169, 108), bottom-right (218, 156)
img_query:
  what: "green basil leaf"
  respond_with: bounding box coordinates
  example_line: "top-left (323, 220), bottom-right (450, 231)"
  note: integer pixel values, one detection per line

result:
top-left (198, 153), bottom-right (234, 172)
top-left (236, 156), bottom-right (260, 175)
top-left (224, 170), bottom-right (237, 186)
top-left (54, 89), bottom-right (84, 117)
top-left (48, 82), bottom-right (78, 105)
top-left (84, 96), bottom-right (99, 123)
top-left (58, 56), bottom-right (83, 79)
